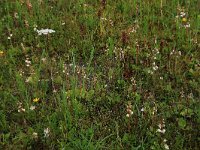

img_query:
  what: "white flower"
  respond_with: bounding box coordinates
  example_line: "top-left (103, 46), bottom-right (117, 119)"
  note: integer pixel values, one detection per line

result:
top-left (44, 128), bottom-right (50, 137)
top-left (41, 57), bottom-right (47, 62)
top-left (180, 12), bottom-right (186, 17)
top-left (32, 132), bottom-right (38, 139)
top-left (30, 105), bottom-right (36, 110)
top-left (184, 24), bottom-right (190, 28)
top-left (25, 60), bottom-right (31, 64)
top-left (158, 123), bottom-right (162, 129)
top-left (18, 108), bottom-right (25, 112)
top-left (152, 107), bottom-right (157, 115)
top-left (156, 128), bottom-right (166, 134)
top-left (164, 143), bottom-right (169, 150)
top-left (153, 66), bottom-right (158, 71)
top-left (36, 28), bottom-right (55, 35)
top-left (141, 108), bottom-right (144, 112)
top-left (163, 139), bottom-right (167, 142)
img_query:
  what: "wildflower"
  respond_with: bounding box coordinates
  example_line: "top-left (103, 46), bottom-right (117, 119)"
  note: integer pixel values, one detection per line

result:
top-left (126, 102), bottom-right (133, 117)
top-left (153, 65), bottom-right (158, 71)
top-left (18, 108), bottom-right (25, 112)
top-left (33, 98), bottom-right (39, 102)
top-left (35, 28), bottom-right (55, 35)
top-left (7, 34), bottom-right (13, 40)
top-left (157, 119), bottom-right (166, 133)
top-left (180, 12), bottom-right (186, 17)
top-left (41, 57), bottom-right (47, 63)
top-left (25, 59), bottom-right (31, 66)
top-left (147, 70), bottom-right (153, 74)
top-left (141, 107), bottom-right (144, 112)
top-left (100, 17), bottom-right (107, 21)
top-left (0, 51), bottom-right (4, 56)
top-left (164, 143), bottom-right (169, 150)
top-left (156, 128), bottom-right (166, 134)
top-left (183, 23), bottom-right (190, 28)
top-left (17, 102), bottom-right (26, 112)
top-left (182, 17), bottom-right (187, 22)
top-left (32, 132), bottom-right (38, 139)
top-left (14, 12), bottom-right (19, 19)
top-left (44, 128), bottom-right (50, 137)
top-left (30, 105), bottom-right (36, 110)
top-left (25, 76), bottom-right (32, 83)
top-left (152, 106), bottom-right (157, 115)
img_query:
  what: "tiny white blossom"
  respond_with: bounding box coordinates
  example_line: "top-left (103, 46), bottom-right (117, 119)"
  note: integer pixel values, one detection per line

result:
top-left (41, 57), bottom-right (47, 62)
top-left (30, 105), bottom-right (36, 110)
top-left (141, 108), bottom-right (144, 112)
top-left (156, 128), bottom-right (166, 134)
top-left (158, 123), bottom-right (162, 129)
top-left (184, 24), bottom-right (190, 28)
top-left (36, 28), bottom-right (55, 35)
top-left (32, 132), bottom-right (38, 139)
top-left (44, 128), bottom-right (50, 137)
top-left (180, 12), bottom-right (186, 17)
top-left (25, 60), bottom-right (31, 64)
top-left (164, 143), bottom-right (169, 150)
top-left (153, 66), bottom-right (158, 71)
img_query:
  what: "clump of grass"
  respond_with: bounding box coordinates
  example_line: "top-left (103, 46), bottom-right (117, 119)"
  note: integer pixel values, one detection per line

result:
top-left (0, 0), bottom-right (199, 149)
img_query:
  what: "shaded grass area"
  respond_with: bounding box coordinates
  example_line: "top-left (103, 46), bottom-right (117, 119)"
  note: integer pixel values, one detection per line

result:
top-left (0, 0), bottom-right (199, 149)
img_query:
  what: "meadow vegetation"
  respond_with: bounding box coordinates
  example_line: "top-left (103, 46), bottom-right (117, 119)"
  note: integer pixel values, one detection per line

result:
top-left (0, 0), bottom-right (199, 149)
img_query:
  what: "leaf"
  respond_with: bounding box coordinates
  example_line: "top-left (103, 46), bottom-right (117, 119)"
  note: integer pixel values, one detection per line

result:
top-left (135, 93), bottom-right (141, 103)
top-left (178, 118), bottom-right (186, 129)
top-left (122, 133), bottom-right (129, 142)
top-left (86, 90), bottom-right (94, 100)
top-left (180, 108), bottom-right (194, 117)
top-left (166, 84), bottom-right (172, 91)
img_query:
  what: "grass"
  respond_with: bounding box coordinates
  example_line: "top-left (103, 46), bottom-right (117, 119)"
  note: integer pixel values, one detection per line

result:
top-left (0, 0), bottom-right (199, 149)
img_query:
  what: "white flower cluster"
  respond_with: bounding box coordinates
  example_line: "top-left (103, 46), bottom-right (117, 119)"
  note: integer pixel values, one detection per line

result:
top-left (32, 132), bottom-right (38, 139)
top-left (30, 105), bottom-right (36, 110)
top-left (126, 102), bottom-right (133, 117)
top-left (156, 119), bottom-right (169, 149)
top-left (25, 55), bottom-right (31, 67)
top-left (176, 10), bottom-right (190, 28)
top-left (35, 28), bottom-right (55, 35)
top-left (17, 102), bottom-right (25, 112)
top-left (170, 49), bottom-right (182, 57)
top-left (44, 128), bottom-right (50, 137)
top-left (8, 33), bottom-right (13, 40)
